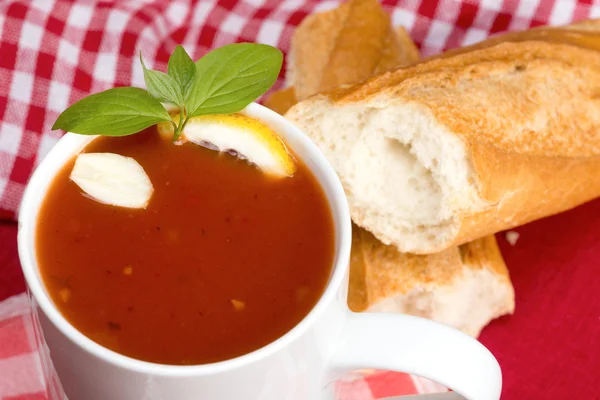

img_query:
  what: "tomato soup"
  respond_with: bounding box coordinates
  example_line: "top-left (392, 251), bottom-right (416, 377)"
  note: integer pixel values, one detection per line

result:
top-left (36, 127), bottom-right (335, 365)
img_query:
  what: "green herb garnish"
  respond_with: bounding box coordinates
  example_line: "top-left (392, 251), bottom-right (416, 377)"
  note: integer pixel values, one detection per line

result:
top-left (52, 43), bottom-right (283, 141)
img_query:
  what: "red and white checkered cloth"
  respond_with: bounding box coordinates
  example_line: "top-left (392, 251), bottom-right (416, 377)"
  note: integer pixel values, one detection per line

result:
top-left (2, 0), bottom-right (600, 399)
top-left (2, 0), bottom-right (600, 221)
top-left (0, 293), bottom-right (64, 400)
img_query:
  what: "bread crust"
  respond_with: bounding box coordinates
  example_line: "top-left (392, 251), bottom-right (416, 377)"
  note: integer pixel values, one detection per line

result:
top-left (348, 230), bottom-right (513, 309)
top-left (290, 20), bottom-right (600, 251)
top-left (348, 225), bottom-right (463, 312)
top-left (267, 2), bottom-right (420, 113)
top-left (348, 227), bottom-right (514, 336)
top-left (289, 0), bottom-right (419, 101)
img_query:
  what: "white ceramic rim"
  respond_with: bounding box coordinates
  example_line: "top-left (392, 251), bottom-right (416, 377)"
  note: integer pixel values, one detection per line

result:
top-left (17, 102), bottom-right (352, 377)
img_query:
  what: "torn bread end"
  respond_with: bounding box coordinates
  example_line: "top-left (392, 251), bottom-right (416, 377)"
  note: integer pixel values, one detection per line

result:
top-left (349, 228), bottom-right (515, 337)
top-left (287, 99), bottom-right (484, 254)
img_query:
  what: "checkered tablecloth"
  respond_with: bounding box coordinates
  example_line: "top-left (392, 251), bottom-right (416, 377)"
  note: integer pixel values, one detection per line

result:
top-left (1, 1), bottom-right (600, 399)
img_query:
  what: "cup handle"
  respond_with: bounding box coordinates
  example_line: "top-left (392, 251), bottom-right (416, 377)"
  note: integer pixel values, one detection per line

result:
top-left (328, 312), bottom-right (502, 400)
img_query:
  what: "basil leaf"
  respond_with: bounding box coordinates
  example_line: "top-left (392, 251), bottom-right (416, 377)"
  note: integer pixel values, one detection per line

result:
top-left (168, 45), bottom-right (196, 99)
top-left (52, 87), bottom-right (172, 136)
top-left (186, 43), bottom-right (283, 117)
top-left (140, 53), bottom-right (183, 105)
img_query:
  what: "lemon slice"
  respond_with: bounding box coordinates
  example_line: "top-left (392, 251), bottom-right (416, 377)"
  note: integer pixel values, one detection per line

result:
top-left (158, 114), bottom-right (296, 177)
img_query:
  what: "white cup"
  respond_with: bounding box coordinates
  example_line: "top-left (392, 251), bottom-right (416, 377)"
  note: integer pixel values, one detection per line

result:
top-left (18, 103), bottom-right (502, 400)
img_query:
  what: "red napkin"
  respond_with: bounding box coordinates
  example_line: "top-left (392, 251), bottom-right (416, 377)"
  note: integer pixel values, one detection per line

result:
top-left (1, 1), bottom-right (600, 399)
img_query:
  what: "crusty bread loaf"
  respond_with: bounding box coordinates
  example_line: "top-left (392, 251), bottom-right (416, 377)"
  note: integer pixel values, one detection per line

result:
top-left (349, 227), bottom-right (514, 337)
top-left (267, 0), bottom-right (514, 337)
top-left (286, 19), bottom-right (600, 254)
top-left (267, 1), bottom-right (419, 113)
top-left (287, 0), bottom-right (419, 101)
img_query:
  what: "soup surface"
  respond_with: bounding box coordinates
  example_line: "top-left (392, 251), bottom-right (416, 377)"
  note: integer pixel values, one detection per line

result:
top-left (36, 127), bottom-right (335, 365)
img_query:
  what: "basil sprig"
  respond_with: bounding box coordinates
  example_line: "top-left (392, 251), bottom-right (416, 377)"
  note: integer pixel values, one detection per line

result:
top-left (52, 44), bottom-right (283, 141)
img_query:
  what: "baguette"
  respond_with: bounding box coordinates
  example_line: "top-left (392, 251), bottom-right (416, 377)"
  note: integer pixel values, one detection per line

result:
top-left (286, 0), bottom-right (419, 101)
top-left (286, 19), bottom-right (600, 254)
top-left (349, 228), bottom-right (513, 337)
top-left (267, 0), bottom-right (514, 336)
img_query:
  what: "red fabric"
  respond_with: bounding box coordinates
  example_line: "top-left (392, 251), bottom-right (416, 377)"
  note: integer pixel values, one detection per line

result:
top-left (1, 0), bottom-right (600, 399)
top-left (481, 200), bottom-right (600, 400)
top-left (0, 223), bottom-right (22, 301)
